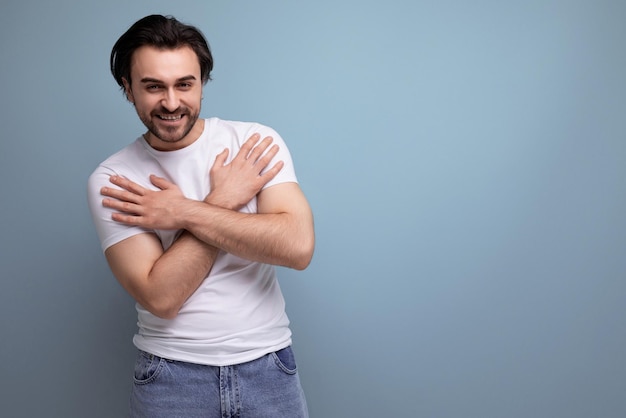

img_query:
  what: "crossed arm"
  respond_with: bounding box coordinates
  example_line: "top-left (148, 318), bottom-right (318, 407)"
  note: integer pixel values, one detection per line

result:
top-left (100, 134), bottom-right (314, 319)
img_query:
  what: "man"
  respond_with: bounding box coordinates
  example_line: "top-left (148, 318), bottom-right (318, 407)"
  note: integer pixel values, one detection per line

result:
top-left (87, 14), bottom-right (314, 417)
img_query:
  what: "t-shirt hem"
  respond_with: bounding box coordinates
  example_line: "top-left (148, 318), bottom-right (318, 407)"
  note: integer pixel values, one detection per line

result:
top-left (132, 339), bottom-right (293, 367)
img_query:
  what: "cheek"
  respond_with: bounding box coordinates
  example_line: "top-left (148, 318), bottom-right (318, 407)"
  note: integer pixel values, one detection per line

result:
top-left (187, 87), bottom-right (204, 103)
top-left (133, 96), bottom-right (159, 112)
top-left (185, 92), bottom-right (203, 105)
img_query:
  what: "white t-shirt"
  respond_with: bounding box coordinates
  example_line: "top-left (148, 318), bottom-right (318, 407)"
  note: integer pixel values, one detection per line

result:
top-left (87, 118), bottom-right (297, 366)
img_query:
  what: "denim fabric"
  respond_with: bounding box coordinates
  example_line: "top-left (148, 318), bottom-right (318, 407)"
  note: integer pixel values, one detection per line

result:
top-left (129, 347), bottom-right (308, 418)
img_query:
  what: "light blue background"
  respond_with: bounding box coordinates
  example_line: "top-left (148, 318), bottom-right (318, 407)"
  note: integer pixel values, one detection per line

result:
top-left (1, 1), bottom-right (624, 417)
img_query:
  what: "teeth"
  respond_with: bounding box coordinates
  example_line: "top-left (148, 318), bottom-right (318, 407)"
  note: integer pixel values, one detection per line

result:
top-left (159, 115), bottom-right (182, 120)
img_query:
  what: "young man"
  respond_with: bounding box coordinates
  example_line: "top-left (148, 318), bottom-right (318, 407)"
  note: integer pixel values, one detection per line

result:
top-left (87, 14), bottom-right (314, 417)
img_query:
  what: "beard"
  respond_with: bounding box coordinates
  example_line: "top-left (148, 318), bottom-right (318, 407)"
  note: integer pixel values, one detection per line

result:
top-left (138, 105), bottom-right (200, 144)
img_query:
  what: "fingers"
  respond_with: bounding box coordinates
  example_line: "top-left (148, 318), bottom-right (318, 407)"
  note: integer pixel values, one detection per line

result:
top-left (101, 175), bottom-right (147, 212)
top-left (246, 136), bottom-right (274, 162)
top-left (212, 148), bottom-right (229, 168)
top-left (107, 175), bottom-right (146, 195)
top-left (101, 185), bottom-right (141, 204)
top-left (102, 196), bottom-right (142, 215)
top-left (260, 160), bottom-right (284, 182)
top-left (254, 144), bottom-right (280, 169)
top-left (149, 174), bottom-right (174, 190)
top-left (111, 212), bottom-right (143, 225)
top-left (234, 133), bottom-right (278, 165)
top-left (237, 133), bottom-right (262, 160)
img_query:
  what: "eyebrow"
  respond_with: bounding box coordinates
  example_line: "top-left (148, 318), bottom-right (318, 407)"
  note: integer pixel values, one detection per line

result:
top-left (140, 75), bottom-right (198, 84)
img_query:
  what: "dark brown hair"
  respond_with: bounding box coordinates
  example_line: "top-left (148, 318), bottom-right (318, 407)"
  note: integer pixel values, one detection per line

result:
top-left (110, 14), bottom-right (213, 91)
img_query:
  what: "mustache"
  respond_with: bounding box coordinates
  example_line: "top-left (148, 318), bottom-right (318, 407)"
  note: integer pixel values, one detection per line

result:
top-left (153, 106), bottom-right (190, 115)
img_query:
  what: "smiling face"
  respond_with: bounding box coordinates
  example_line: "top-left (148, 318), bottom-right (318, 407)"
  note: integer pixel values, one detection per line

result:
top-left (124, 45), bottom-right (204, 151)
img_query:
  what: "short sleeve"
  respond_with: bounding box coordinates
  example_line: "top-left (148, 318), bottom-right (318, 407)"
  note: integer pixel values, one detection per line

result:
top-left (87, 167), bottom-right (152, 252)
top-left (244, 123), bottom-right (298, 189)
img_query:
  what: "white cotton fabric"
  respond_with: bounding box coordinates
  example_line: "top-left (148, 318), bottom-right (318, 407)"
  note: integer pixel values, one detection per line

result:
top-left (87, 118), bottom-right (296, 366)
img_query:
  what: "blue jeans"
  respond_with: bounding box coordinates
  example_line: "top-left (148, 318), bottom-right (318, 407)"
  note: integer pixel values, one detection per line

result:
top-left (129, 347), bottom-right (308, 418)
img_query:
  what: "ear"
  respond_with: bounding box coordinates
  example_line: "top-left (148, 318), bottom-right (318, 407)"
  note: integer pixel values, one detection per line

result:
top-left (122, 77), bottom-right (134, 104)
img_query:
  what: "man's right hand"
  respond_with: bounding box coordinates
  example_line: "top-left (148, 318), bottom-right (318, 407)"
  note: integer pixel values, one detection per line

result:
top-left (206, 133), bottom-right (284, 210)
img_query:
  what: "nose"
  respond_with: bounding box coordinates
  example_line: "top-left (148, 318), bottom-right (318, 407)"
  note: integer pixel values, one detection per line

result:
top-left (161, 88), bottom-right (180, 112)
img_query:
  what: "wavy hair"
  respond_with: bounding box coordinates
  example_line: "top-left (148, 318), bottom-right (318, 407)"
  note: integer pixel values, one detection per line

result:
top-left (110, 14), bottom-right (213, 92)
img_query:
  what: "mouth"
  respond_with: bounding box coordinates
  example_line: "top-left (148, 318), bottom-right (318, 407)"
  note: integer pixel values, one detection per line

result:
top-left (157, 114), bottom-right (184, 121)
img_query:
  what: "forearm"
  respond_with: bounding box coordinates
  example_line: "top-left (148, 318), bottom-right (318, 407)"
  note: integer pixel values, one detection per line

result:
top-left (136, 194), bottom-right (237, 317)
top-left (146, 232), bottom-right (219, 317)
top-left (182, 202), bottom-right (313, 270)
top-left (106, 230), bottom-right (219, 320)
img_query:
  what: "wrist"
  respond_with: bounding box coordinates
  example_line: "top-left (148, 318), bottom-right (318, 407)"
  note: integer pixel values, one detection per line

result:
top-left (204, 191), bottom-right (239, 211)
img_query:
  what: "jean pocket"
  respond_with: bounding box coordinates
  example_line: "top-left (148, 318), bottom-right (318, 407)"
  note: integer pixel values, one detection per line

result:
top-left (271, 346), bottom-right (298, 375)
top-left (133, 350), bottom-right (167, 385)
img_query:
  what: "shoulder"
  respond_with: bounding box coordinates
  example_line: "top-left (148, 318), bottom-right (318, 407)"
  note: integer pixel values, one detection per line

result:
top-left (89, 139), bottom-right (145, 176)
top-left (87, 138), bottom-right (153, 187)
top-left (205, 118), bottom-right (281, 141)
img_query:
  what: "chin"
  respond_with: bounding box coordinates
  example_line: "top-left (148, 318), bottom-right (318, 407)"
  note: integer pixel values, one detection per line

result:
top-left (153, 123), bottom-right (196, 144)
